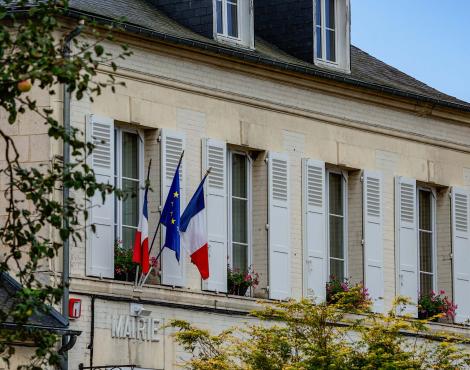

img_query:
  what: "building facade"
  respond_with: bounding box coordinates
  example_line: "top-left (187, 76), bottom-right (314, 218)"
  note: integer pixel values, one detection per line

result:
top-left (3, 0), bottom-right (470, 368)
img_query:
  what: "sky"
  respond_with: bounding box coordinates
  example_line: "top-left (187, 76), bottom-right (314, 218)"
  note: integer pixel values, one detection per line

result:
top-left (351, 0), bottom-right (470, 103)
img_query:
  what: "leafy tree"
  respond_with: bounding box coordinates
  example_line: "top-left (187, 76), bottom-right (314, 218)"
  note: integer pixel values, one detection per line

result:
top-left (170, 295), bottom-right (470, 369)
top-left (0, 0), bottom-right (131, 367)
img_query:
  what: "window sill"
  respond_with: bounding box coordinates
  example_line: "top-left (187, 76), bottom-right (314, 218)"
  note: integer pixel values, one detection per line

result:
top-left (71, 275), bottom-right (264, 313)
top-left (214, 35), bottom-right (254, 51)
top-left (69, 277), bottom-right (470, 337)
top-left (314, 58), bottom-right (351, 74)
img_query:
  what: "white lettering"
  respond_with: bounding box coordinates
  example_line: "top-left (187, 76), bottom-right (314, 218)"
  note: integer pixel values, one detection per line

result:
top-left (151, 318), bottom-right (160, 342)
top-left (111, 315), bottom-right (160, 342)
top-left (124, 315), bottom-right (132, 338)
top-left (111, 315), bottom-right (124, 338)
top-left (137, 318), bottom-right (146, 340)
top-left (147, 317), bottom-right (152, 340)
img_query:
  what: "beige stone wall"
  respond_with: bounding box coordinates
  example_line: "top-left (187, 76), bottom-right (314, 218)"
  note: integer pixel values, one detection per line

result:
top-left (0, 347), bottom-right (49, 369)
top-left (0, 86), bottom-right (57, 276)
top-left (2, 33), bottom-right (470, 367)
top-left (251, 153), bottom-right (268, 298)
top-left (436, 187), bottom-right (452, 300)
top-left (64, 38), bottom-right (470, 311)
top-left (348, 170), bottom-right (363, 285)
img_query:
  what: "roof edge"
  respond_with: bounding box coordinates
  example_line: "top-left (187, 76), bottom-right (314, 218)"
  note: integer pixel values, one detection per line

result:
top-left (7, 7), bottom-right (470, 113)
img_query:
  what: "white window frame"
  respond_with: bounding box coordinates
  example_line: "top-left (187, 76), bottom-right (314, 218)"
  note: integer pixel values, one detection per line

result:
top-left (227, 150), bottom-right (253, 272)
top-left (213, 0), bottom-right (254, 48)
top-left (215, 0), bottom-right (241, 40)
top-left (417, 186), bottom-right (437, 295)
top-left (314, 0), bottom-right (339, 66)
top-left (114, 126), bottom-right (145, 247)
top-left (326, 168), bottom-right (348, 280)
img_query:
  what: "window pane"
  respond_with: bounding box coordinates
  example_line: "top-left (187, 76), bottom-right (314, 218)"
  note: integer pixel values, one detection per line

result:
top-left (329, 173), bottom-right (343, 215)
top-left (316, 0), bottom-right (322, 26)
top-left (330, 259), bottom-right (344, 281)
top-left (420, 273), bottom-right (433, 296)
top-left (419, 190), bottom-right (432, 231)
top-left (316, 26), bottom-right (322, 59)
top-left (122, 179), bottom-right (139, 227)
top-left (232, 154), bottom-right (247, 198)
top-left (326, 30), bottom-right (336, 62)
top-left (122, 226), bottom-right (137, 250)
top-left (232, 198), bottom-right (247, 244)
top-left (122, 132), bottom-right (139, 179)
top-left (233, 243), bottom-right (248, 272)
top-left (227, 1), bottom-right (238, 37)
top-left (216, 0), bottom-right (223, 34)
top-left (326, 0), bottom-right (335, 29)
top-left (329, 215), bottom-right (343, 259)
top-left (419, 231), bottom-right (433, 273)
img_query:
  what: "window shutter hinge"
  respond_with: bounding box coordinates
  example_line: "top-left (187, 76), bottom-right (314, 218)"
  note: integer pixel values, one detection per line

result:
top-left (158, 204), bottom-right (162, 211)
top-left (265, 157), bottom-right (269, 164)
top-left (266, 286), bottom-right (270, 292)
top-left (265, 223), bottom-right (270, 230)
top-left (157, 135), bottom-right (161, 142)
top-left (450, 253), bottom-right (453, 260)
top-left (361, 239), bottom-right (365, 246)
top-left (360, 176), bottom-right (364, 182)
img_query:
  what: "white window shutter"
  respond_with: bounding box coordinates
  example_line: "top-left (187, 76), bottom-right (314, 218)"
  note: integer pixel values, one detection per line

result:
top-left (363, 171), bottom-right (384, 313)
top-left (268, 152), bottom-right (290, 300)
top-left (202, 138), bottom-right (228, 293)
top-left (452, 187), bottom-right (470, 324)
top-left (86, 114), bottom-right (115, 278)
top-left (160, 129), bottom-right (186, 287)
top-left (395, 176), bottom-right (418, 316)
top-left (302, 159), bottom-right (327, 303)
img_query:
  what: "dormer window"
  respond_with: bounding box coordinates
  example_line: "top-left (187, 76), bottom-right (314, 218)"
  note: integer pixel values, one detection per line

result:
top-left (214, 0), bottom-right (254, 49)
top-left (216, 0), bottom-right (239, 38)
top-left (315, 0), bottom-right (336, 62)
top-left (314, 0), bottom-right (351, 73)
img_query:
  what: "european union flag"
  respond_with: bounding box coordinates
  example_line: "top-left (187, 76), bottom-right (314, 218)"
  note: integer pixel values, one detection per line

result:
top-left (161, 162), bottom-right (181, 261)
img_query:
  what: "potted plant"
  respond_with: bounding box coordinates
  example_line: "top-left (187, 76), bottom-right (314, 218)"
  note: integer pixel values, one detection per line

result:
top-left (326, 276), bottom-right (371, 310)
top-left (114, 240), bottom-right (138, 282)
top-left (227, 266), bottom-right (259, 296)
top-left (418, 290), bottom-right (457, 322)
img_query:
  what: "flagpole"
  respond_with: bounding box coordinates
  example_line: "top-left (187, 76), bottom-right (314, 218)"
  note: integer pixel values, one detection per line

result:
top-left (134, 159), bottom-right (152, 287)
top-left (139, 151), bottom-right (185, 286)
top-left (140, 164), bottom-right (212, 287)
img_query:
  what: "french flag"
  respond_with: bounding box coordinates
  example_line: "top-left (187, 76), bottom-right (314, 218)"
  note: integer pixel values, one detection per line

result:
top-left (132, 187), bottom-right (150, 274)
top-left (180, 177), bottom-right (209, 280)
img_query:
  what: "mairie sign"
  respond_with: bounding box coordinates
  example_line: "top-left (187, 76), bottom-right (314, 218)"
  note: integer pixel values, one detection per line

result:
top-left (111, 315), bottom-right (161, 342)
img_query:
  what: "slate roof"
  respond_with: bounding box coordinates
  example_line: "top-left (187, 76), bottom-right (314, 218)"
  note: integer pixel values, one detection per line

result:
top-left (14, 0), bottom-right (467, 112)
top-left (0, 273), bottom-right (79, 335)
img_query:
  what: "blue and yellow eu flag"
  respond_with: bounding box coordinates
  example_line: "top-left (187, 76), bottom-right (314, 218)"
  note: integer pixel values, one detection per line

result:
top-left (161, 162), bottom-right (181, 261)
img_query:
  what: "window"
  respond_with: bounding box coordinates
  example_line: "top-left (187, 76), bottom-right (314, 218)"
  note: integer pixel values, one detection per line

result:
top-left (327, 171), bottom-right (347, 280)
top-left (313, 0), bottom-right (350, 73)
top-left (315, 0), bottom-right (336, 63)
top-left (228, 151), bottom-right (252, 273)
top-left (214, 0), bottom-right (254, 48)
top-left (216, 0), bottom-right (239, 38)
top-left (418, 188), bottom-right (436, 295)
top-left (114, 128), bottom-right (143, 250)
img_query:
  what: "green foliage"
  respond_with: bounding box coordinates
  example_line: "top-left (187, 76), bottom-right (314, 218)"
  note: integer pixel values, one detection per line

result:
top-left (170, 297), bottom-right (470, 369)
top-left (326, 277), bottom-right (371, 312)
top-left (0, 0), bottom-right (131, 367)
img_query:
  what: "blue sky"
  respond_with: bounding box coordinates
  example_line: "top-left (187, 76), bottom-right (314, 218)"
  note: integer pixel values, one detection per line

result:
top-left (351, 0), bottom-right (470, 103)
